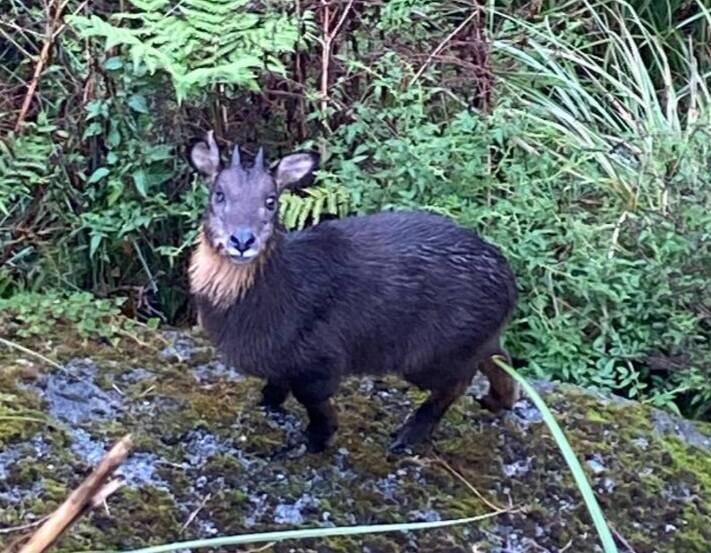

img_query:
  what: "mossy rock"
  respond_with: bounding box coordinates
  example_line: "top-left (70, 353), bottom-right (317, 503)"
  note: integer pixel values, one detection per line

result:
top-left (0, 327), bottom-right (709, 552)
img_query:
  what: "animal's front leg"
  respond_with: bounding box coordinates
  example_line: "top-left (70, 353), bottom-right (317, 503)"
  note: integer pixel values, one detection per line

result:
top-left (291, 372), bottom-right (339, 453)
top-left (259, 379), bottom-right (291, 410)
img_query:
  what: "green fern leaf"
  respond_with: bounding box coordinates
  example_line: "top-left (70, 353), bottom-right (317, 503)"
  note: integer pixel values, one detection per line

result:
top-left (69, 0), bottom-right (311, 101)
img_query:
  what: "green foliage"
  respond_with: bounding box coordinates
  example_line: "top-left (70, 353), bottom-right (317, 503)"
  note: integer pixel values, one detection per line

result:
top-left (1, 0), bottom-right (709, 418)
top-left (321, 40), bottom-right (710, 418)
top-left (69, 0), bottom-right (313, 100)
top-left (1, 49), bottom-right (205, 318)
top-left (0, 120), bottom-right (57, 216)
top-left (492, 0), bottom-right (711, 210)
top-left (73, 60), bottom-right (196, 283)
top-left (0, 117), bottom-right (73, 294)
top-left (0, 290), bottom-right (138, 342)
top-left (280, 185), bottom-right (350, 230)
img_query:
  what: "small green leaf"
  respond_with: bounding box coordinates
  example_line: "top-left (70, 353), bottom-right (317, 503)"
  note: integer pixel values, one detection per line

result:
top-left (132, 169), bottom-right (147, 197)
top-left (104, 57), bottom-right (123, 71)
top-left (85, 100), bottom-right (105, 120)
top-left (108, 124), bottom-right (121, 148)
top-left (128, 95), bottom-right (148, 113)
top-left (107, 180), bottom-right (124, 206)
top-left (89, 234), bottom-right (103, 257)
top-left (87, 167), bottom-right (110, 184)
top-left (82, 122), bottom-right (103, 139)
top-left (146, 144), bottom-right (173, 162)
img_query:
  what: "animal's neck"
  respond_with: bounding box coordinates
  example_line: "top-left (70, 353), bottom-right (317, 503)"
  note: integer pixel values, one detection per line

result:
top-left (189, 230), bottom-right (276, 309)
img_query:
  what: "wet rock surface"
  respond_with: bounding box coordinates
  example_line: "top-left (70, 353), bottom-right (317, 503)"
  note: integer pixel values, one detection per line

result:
top-left (0, 328), bottom-right (709, 553)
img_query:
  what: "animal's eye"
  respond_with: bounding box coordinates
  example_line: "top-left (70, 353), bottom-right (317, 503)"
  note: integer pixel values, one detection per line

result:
top-left (265, 196), bottom-right (277, 210)
top-left (214, 190), bottom-right (225, 203)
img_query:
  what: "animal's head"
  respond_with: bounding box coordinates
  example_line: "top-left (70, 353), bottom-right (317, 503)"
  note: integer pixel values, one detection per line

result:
top-left (190, 131), bottom-right (319, 264)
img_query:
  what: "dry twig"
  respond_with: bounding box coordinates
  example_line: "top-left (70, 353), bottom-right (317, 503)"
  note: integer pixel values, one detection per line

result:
top-left (0, 337), bottom-right (63, 371)
top-left (410, 10), bottom-right (480, 86)
top-left (318, 0), bottom-right (354, 127)
top-left (432, 456), bottom-right (507, 512)
top-left (15, 0), bottom-right (67, 133)
top-left (611, 525), bottom-right (638, 553)
top-left (180, 493), bottom-right (212, 535)
top-left (0, 519), bottom-right (49, 537)
top-left (9, 435), bottom-right (133, 553)
top-left (241, 542), bottom-right (277, 553)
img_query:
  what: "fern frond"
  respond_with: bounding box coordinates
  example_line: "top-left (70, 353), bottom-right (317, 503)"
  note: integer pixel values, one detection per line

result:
top-left (69, 0), bottom-right (312, 101)
top-left (280, 186), bottom-right (350, 230)
top-left (0, 125), bottom-right (59, 217)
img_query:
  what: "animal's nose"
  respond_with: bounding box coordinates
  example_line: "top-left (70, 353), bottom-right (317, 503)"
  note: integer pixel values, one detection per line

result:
top-left (230, 229), bottom-right (256, 253)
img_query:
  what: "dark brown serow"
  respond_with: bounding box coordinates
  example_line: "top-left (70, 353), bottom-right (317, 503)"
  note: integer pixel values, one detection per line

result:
top-left (188, 131), bottom-right (520, 453)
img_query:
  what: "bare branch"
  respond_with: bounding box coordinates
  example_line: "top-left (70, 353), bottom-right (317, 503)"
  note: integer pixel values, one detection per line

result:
top-left (13, 435), bottom-right (134, 553)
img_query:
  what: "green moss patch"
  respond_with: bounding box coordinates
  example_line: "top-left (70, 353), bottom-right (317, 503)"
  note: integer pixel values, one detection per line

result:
top-left (1, 327), bottom-right (709, 552)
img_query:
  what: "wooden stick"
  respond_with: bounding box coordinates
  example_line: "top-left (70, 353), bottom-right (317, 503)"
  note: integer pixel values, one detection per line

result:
top-left (0, 518), bottom-right (49, 537)
top-left (410, 10), bottom-right (479, 87)
top-left (13, 435), bottom-right (133, 553)
top-left (14, 0), bottom-right (66, 133)
top-left (318, 0), bottom-right (353, 128)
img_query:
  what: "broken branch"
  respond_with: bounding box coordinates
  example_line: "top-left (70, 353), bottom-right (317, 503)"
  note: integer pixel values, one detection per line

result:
top-left (13, 434), bottom-right (133, 553)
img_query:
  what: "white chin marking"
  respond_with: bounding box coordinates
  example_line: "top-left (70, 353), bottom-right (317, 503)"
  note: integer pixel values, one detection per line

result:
top-left (226, 248), bottom-right (259, 262)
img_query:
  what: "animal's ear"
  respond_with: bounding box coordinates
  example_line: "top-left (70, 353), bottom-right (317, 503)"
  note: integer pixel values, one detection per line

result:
top-left (274, 152), bottom-right (319, 190)
top-left (189, 130), bottom-right (220, 180)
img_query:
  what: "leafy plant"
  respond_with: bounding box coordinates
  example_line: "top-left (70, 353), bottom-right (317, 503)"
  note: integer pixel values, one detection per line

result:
top-left (0, 290), bottom-right (142, 342)
top-left (318, 36), bottom-right (710, 418)
top-left (69, 0), bottom-right (314, 101)
top-left (0, 117), bottom-right (70, 294)
top-left (280, 185), bottom-right (350, 230)
top-left (491, 0), bottom-right (711, 211)
top-left (482, 0), bottom-right (711, 416)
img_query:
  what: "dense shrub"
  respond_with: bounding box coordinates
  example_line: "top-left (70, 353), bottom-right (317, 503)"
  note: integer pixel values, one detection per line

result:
top-left (1, 0), bottom-right (709, 417)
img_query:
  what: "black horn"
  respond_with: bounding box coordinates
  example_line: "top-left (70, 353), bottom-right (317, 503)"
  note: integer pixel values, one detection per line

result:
top-left (254, 147), bottom-right (265, 171)
top-left (231, 144), bottom-right (242, 168)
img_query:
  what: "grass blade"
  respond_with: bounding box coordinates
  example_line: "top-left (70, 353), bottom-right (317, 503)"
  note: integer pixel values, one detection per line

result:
top-left (493, 357), bottom-right (619, 553)
top-left (86, 510), bottom-right (506, 553)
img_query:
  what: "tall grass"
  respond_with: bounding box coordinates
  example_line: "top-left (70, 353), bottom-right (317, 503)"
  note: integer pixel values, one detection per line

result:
top-left (491, 0), bottom-right (711, 211)
top-left (477, 0), bottom-right (711, 417)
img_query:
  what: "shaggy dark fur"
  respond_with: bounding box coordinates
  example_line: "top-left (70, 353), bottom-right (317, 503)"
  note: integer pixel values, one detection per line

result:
top-left (189, 134), bottom-right (520, 452)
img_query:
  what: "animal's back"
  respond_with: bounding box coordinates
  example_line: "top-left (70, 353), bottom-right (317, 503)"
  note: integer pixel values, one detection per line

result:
top-left (283, 210), bottom-right (517, 376)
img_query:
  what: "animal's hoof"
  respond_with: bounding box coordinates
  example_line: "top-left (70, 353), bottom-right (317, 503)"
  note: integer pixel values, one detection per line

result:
top-left (259, 401), bottom-right (288, 414)
top-left (390, 422), bottom-right (430, 452)
top-left (479, 391), bottom-right (519, 413)
top-left (306, 434), bottom-right (331, 453)
top-left (479, 393), bottom-right (505, 413)
top-left (305, 427), bottom-right (335, 453)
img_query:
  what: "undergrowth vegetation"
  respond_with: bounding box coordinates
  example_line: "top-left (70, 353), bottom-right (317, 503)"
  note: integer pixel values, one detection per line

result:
top-left (1, 0), bottom-right (709, 418)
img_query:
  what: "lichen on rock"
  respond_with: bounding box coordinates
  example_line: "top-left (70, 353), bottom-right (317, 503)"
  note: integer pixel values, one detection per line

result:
top-left (1, 327), bottom-right (709, 552)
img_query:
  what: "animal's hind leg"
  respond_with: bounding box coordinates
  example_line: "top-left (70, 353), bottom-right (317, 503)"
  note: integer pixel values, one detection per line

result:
top-left (479, 350), bottom-right (520, 412)
top-left (391, 373), bottom-right (470, 452)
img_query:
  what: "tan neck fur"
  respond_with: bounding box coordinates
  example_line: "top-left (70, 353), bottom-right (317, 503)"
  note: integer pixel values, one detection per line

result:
top-left (189, 231), bottom-right (260, 309)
